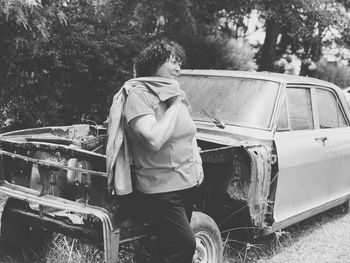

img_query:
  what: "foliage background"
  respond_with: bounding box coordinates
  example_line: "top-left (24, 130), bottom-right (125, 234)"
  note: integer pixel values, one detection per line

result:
top-left (1, 0), bottom-right (350, 131)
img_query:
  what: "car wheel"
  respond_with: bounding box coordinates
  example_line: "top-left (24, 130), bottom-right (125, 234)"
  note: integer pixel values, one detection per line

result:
top-left (191, 211), bottom-right (223, 263)
top-left (1, 198), bottom-right (52, 255)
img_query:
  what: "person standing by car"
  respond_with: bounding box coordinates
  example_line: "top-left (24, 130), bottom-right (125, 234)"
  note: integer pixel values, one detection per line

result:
top-left (120, 39), bottom-right (203, 263)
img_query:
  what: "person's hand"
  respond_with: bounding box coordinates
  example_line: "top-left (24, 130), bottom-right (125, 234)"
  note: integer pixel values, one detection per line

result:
top-left (196, 165), bottom-right (204, 186)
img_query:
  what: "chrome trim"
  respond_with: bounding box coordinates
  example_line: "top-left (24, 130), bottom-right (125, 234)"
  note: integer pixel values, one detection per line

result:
top-left (0, 149), bottom-right (107, 177)
top-left (0, 181), bottom-right (119, 263)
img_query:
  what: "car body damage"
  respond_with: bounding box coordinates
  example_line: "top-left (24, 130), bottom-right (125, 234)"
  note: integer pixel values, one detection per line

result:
top-left (0, 124), bottom-right (274, 247)
top-left (195, 134), bottom-right (276, 239)
top-left (2, 70), bottom-right (350, 262)
top-left (0, 125), bottom-right (108, 204)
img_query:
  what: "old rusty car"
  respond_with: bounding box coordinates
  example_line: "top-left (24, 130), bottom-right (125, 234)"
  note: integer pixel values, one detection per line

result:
top-left (1, 70), bottom-right (350, 262)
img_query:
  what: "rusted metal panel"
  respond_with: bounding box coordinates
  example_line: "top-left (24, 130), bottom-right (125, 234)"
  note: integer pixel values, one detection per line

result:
top-left (200, 146), bottom-right (243, 164)
top-left (0, 149), bottom-right (106, 177)
top-left (246, 146), bottom-right (272, 228)
top-left (0, 181), bottom-right (120, 263)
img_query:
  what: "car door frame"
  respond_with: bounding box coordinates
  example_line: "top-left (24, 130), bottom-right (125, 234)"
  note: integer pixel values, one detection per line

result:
top-left (269, 83), bottom-right (350, 233)
top-left (313, 85), bottom-right (350, 201)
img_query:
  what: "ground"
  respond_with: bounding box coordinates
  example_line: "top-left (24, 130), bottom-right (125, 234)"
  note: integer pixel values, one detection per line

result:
top-left (0, 193), bottom-right (348, 262)
top-left (0, 157), bottom-right (348, 262)
top-left (257, 206), bottom-right (350, 263)
top-left (223, 204), bottom-right (350, 263)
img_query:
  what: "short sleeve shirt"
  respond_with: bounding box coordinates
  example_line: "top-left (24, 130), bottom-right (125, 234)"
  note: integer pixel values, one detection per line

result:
top-left (123, 87), bottom-right (203, 194)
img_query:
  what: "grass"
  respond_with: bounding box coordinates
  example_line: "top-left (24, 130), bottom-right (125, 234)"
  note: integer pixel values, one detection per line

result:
top-left (44, 235), bottom-right (104, 263)
top-left (222, 204), bottom-right (348, 263)
top-left (222, 229), bottom-right (296, 263)
top-left (0, 188), bottom-right (347, 263)
top-left (33, 204), bottom-right (350, 263)
top-left (0, 233), bottom-right (152, 263)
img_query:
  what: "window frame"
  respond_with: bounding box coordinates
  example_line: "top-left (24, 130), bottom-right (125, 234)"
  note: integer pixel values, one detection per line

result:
top-left (277, 84), bottom-right (350, 132)
top-left (180, 75), bottom-right (283, 131)
top-left (313, 85), bottom-right (349, 129)
top-left (277, 85), bottom-right (315, 132)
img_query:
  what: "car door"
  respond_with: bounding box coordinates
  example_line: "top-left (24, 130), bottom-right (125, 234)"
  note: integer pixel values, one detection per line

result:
top-left (313, 86), bottom-right (350, 199)
top-left (273, 86), bottom-right (331, 223)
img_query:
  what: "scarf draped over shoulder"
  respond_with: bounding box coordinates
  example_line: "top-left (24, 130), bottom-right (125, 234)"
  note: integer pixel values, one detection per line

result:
top-left (106, 77), bottom-right (181, 195)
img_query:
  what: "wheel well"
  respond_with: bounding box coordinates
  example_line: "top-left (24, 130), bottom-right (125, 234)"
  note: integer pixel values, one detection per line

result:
top-left (196, 147), bottom-right (255, 241)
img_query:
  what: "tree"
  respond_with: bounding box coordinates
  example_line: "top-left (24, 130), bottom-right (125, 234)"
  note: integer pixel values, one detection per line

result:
top-left (0, 0), bottom-right (67, 129)
top-left (129, 0), bottom-right (257, 70)
top-left (255, 0), bottom-right (349, 71)
top-left (0, 0), bottom-right (141, 129)
top-left (1, 0), bottom-right (349, 131)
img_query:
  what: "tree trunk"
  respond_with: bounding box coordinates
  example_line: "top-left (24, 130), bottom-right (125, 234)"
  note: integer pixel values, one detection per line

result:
top-left (258, 18), bottom-right (280, 72)
top-left (311, 35), bottom-right (322, 62)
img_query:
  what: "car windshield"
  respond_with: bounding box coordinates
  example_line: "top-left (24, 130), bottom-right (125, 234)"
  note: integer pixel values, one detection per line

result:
top-left (179, 75), bottom-right (280, 130)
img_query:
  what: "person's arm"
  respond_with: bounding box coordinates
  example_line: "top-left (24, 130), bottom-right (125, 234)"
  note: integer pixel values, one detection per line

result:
top-left (129, 96), bottom-right (181, 152)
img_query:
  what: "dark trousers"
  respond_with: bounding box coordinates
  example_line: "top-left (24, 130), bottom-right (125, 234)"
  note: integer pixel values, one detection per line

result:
top-left (143, 187), bottom-right (197, 263)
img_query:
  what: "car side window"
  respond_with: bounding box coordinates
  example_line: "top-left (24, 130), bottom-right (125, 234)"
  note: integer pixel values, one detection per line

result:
top-left (315, 88), bottom-right (347, 128)
top-left (285, 87), bottom-right (314, 131)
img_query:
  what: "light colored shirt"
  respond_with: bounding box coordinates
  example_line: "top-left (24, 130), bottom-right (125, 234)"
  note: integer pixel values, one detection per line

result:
top-left (124, 87), bottom-right (203, 194)
top-left (106, 77), bottom-right (184, 195)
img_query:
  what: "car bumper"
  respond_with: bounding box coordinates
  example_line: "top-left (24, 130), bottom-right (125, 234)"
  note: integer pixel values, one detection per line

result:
top-left (0, 180), bottom-right (120, 263)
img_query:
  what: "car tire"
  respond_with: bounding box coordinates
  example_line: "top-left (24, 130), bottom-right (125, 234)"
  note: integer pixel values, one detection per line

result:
top-left (1, 198), bottom-right (52, 255)
top-left (191, 211), bottom-right (223, 263)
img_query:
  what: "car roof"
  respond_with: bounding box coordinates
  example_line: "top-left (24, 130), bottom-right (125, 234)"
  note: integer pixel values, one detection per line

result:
top-left (181, 69), bottom-right (339, 89)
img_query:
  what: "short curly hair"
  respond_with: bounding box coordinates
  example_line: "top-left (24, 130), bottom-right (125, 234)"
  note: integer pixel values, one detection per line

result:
top-left (135, 39), bottom-right (186, 77)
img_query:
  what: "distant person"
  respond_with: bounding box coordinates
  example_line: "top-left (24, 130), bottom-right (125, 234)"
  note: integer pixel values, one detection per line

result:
top-left (276, 55), bottom-right (296, 75)
top-left (284, 55), bottom-right (295, 74)
top-left (300, 57), bottom-right (317, 77)
top-left (276, 46), bottom-right (302, 75)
